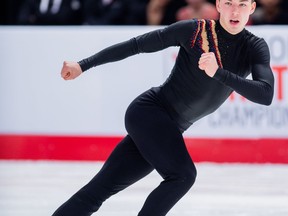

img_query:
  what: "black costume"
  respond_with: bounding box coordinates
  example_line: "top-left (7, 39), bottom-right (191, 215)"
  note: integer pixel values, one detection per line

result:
top-left (53, 19), bottom-right (274, 216)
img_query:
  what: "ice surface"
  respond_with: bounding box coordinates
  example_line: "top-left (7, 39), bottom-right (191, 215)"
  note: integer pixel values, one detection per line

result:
top-left (1, 161), bottom-right (288, 216)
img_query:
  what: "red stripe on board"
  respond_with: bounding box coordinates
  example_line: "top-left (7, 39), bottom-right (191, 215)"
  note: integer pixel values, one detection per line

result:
top-left (0, 134), bottom-right (288, 163)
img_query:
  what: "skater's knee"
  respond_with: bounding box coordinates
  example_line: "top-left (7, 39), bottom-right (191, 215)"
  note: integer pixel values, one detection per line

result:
top-left (175, 164), bottom-right (197, 190)
top-left (184, 165), bottom-right (197, 186)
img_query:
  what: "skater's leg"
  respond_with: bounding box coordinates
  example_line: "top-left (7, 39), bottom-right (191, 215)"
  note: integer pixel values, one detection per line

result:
top-left (52, 135), bottom-right (153, 216)
top-left (125, 103), bottom-right (197, 216)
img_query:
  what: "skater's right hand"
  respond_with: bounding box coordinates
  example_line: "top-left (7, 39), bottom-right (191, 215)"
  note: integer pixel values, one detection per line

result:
top-left (61, 61), bottom-right (83, 80)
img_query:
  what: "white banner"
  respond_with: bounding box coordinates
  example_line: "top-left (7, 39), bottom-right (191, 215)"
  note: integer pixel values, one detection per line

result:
top-left (0, 25), bottom-right (287, 138)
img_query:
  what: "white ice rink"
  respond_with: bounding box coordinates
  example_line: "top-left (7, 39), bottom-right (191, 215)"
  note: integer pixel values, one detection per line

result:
top-left (1, 161), bottom-right (288, 216)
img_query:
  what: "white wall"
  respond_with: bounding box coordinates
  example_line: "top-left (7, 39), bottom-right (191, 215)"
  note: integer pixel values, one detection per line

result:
top-left (0, 25), bottom-right (287, 138)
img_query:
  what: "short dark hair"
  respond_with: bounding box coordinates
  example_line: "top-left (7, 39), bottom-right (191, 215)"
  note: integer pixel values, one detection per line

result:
top-left (218, 0), bottom-right (255, 2)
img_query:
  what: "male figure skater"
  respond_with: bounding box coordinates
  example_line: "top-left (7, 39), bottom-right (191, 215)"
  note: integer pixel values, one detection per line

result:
top-left (53, 0), bottom-right (274, 215)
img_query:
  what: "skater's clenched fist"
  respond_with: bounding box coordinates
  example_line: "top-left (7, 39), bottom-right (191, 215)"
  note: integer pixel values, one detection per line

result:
top-left (198, 52), bottom-right (219, 77)
top-left (61, 61), bottom-right (82, 80)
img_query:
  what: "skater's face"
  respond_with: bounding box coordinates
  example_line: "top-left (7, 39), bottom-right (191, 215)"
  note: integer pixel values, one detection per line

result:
top-left (216, 0), bottom-right (256, 34)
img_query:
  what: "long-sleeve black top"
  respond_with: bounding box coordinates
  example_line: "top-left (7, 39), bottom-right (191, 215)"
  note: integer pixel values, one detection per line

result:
top-left (78, 19), bottom-right (274, 130)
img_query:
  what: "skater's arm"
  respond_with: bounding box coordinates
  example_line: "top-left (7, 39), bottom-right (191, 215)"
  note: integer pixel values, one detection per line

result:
top-left (199, 39), bottom-right (274, 106)
top-left (78, 20), bottom-right (196, 72)
top-left (214, 39), bottom-right (274, 105)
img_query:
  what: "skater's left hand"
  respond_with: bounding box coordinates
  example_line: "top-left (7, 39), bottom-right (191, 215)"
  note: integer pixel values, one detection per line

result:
top-left (198, 52), bottom-right (219, 77)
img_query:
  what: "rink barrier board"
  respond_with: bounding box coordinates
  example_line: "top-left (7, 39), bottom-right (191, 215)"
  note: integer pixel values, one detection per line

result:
top-left (0, 134), bottom-right (288, 163)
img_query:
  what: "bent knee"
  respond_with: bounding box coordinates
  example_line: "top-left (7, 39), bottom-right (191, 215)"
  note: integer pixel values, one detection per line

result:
top-left (182, 165), bottom-right (197, 188)
top-left (170, 165), bottom-right (197, 190)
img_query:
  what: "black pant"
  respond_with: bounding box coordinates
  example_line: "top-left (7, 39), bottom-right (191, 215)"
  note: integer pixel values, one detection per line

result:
top-left (52, 89), bottom-right (197, 216)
